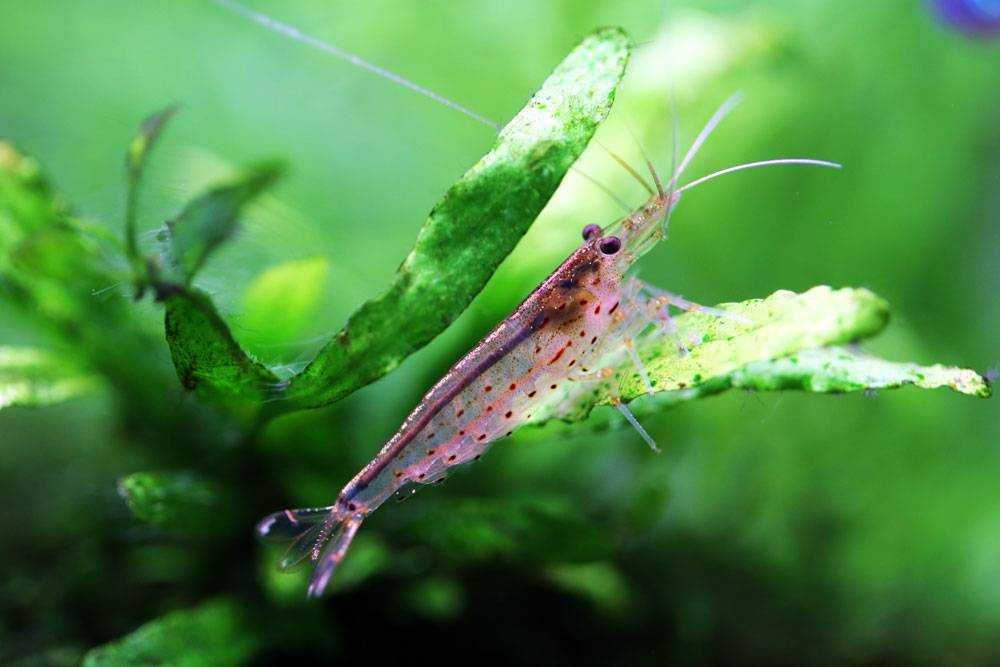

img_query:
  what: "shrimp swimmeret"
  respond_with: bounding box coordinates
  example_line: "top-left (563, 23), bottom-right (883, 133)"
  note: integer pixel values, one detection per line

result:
top-left (256, 97), bottom-right (840, 597)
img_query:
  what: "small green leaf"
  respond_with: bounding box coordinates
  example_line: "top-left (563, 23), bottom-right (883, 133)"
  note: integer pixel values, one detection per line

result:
top-left (0, 141), bottom-right (64, 255)
top-left (545, 562), bottom-right (632, 617)
top-left (0, 346), bottom-right (99, 411)
top-left (241, 257), bottom-right (330, 349)
top-left (163, 287), bottom-right (278, 416)
top-left (161, 162), bottom-right (283, 284)
top-left (276, 27), bottom-right (632, 412)
top-left (117, 471), bottom-right (226, 536)
top-left (82, 598), bottom-right (260, 667)
top-left (124, 105), bottom-right (178, 276)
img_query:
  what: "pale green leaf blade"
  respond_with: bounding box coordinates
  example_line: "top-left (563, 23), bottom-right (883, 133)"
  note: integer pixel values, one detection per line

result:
top-left (0, 346), bottom-right (99, 411)
top-left (731, 347), bottom-right (991, 397)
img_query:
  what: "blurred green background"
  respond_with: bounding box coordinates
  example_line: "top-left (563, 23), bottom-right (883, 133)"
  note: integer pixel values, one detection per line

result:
top-left (1, 0), bottom-right (997, 664)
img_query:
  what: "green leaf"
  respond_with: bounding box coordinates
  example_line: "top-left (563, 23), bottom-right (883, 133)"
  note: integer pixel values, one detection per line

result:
top-left (160, 162), bottom-right (283, 284)
top-left (117, 471), bottom-right (227, 536)
top-left (124, 105), bottom-right (178, 278)
top-left (82, 598), bottom-right (260, 667)
top-left (0, 346), bottom-right (99, 411)
top-left (545, 562), bottom-right (632, 617)
top-left (631, 347), bottom-right (991, 417)
top-left (275, 27), bottom-right (632, 412)
top-left (525, 286), bottom-right (988, 428)
top-left (729, 347), bottom-right (990, 397)
top-left (240, 257), bottom-right (330, 350)
top-left (0, 142), bottom-right (64, 253)
top-left (163, 287), bottom-right (278, 416)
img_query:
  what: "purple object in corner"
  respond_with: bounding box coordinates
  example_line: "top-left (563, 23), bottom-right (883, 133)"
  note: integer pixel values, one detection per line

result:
top-left (929, 0), bottom-right (1000, 36)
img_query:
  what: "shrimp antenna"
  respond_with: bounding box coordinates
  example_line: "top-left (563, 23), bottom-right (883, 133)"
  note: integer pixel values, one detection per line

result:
top-left (210, 0), bottom-right (501, 131)
top-left (596, 140), bottom-right (657, 197)
top-left (661, 90), bottom-right (681, 234)
top-left (666, 92), bottom-right (744, 190)
top-left (676, 158), bottom-right (842, 194)
top-left (625, 127), bottom-right (665, 196)
top-left (571, 166), bottom-right (634, 213)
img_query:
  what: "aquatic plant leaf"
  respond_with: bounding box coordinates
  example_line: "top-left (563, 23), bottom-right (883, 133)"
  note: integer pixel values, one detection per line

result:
top-left (161, 161), bottom-right (283, 284)
top-left (117, 471), bottom-right (228, 536)
top-left (0, 346), bottom-right (99, 411)
top-left (163, 287), bottom-right (278, 416)
top-left (124, 105), bottom-right (178, 277)
top-left (82, 598), bottom-right (260, 667)
top-left (0, 142), bottom-right (64, 252)
top-left (275, 27), bottom-right (632, 412)
top-left (527, 286), bottom-right (989, 426)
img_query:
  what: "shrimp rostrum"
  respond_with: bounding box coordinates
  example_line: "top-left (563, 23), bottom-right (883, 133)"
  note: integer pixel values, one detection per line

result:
top-left (257, 94), bottom-right (840, 597)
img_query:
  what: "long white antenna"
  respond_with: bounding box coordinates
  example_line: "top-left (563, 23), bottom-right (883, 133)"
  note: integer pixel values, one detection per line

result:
top-left (677, 158), bottom-right (842, 194)
top-left (666, 92), bottom-right (744, 190)
top-left (211, 0), bottom-right (501, 131)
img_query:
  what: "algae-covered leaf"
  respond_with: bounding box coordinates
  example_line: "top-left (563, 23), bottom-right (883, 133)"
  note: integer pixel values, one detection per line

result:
top-left (0, 346), bottom-right (99, 411)
top-left (163, 287), bottom-right (278, 416)
top-left (731, 347), bottom-right (991, 397)
top-left (117, 471), bottom-right (230, 537)
top-left (523, 286), bottom-right (989, 430)
top-left (82, 598), bottom-right (260, 667)
top-left (276, 27), bottom-right (632, 412)
top-left (629, 347), bottom-right (991, 419)
top-left (161, 162), bottom-right (283, 284)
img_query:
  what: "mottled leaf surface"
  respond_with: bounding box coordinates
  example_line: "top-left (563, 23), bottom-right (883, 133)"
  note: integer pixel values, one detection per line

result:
top-left (275, 27), bottom-right (631, 412)
top-left (526, 286), bottom-right (989, 427)
top-left (163, 287), bottom-right (278, 416)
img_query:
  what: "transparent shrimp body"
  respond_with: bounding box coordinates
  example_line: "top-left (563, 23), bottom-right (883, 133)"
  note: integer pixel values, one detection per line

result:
top-left (224, 1), bottom-right (842, 595)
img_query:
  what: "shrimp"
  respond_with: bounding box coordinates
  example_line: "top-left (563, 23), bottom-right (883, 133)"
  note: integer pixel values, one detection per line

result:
top-left (216, 0), bottom-right (840, 596)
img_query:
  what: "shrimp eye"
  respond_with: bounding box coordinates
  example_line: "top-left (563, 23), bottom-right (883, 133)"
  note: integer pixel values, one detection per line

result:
top-left (582, 224), bottom-right (601, 241)
top-left (599, 236), bottom-right (621, 255)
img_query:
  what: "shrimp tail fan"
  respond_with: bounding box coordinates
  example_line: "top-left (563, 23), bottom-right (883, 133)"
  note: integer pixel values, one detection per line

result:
top-left (255, 506), bottom-right (365, 597)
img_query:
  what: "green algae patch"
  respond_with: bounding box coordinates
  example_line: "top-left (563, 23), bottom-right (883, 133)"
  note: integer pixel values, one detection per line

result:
top-left (163, 287), bottom-right (278, 419)
top-left (275, 27), bottom-right (631, 413)
top-left (82, 598), bottom-right (260, 666)
top-left (526, 286), bottom-right (988, 426)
